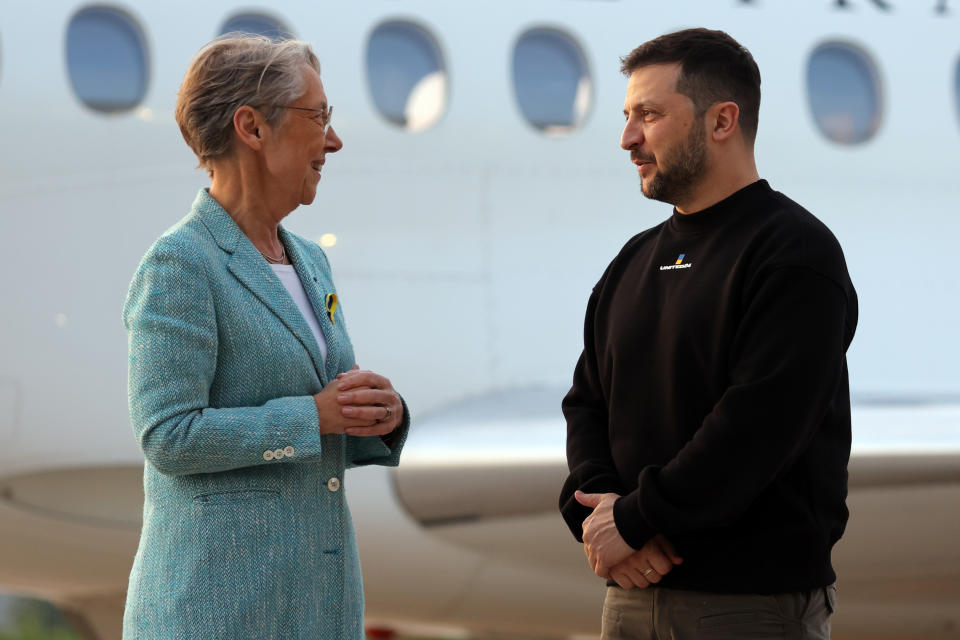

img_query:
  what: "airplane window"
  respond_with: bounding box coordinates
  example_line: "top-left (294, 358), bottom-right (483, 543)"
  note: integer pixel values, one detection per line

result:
top-left (219, 13), bottom-right (293, 41)
top-left (66, 6), bottom-right (149, 113)
top-left (806, 42), bottom-right (882, 144)
top-left (366, 21), bottom-right (447, 132)
top-left (512, 28), bottom-right (591, 135)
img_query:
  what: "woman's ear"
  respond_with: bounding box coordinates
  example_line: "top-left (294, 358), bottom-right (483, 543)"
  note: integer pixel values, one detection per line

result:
top-left (233, 105), bottom-right (264, 151)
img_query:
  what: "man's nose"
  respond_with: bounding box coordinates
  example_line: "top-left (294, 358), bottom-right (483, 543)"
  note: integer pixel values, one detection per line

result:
top-left (620, 122), bottom-right (643, 151)
top-left (326, 126), bottom-right (343, 152)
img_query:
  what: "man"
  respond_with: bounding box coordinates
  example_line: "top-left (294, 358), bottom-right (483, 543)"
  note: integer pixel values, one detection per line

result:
top-left (559, 28), bottom-right (857, 639)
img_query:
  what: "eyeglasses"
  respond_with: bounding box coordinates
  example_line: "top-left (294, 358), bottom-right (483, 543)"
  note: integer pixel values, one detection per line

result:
top-left (280, 104), bottom-right (333, 133)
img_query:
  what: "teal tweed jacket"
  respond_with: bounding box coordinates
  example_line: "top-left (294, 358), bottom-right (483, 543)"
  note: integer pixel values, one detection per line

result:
top-left (122, 189), bottom-right (407, 639)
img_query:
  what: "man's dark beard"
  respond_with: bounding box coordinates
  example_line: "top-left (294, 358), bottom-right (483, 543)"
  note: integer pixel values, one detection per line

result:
top-left (640, 119), bottom-right (707, 206)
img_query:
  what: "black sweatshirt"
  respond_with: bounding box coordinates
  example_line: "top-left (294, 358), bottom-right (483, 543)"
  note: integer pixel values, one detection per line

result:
top-left (560, 180), bottom-right (857, 594)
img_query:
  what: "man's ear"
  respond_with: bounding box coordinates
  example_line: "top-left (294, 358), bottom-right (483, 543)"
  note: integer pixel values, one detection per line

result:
top-left (709, 101), bottom-right (740, 143)
top-left (233, 105), bottom-right (265, 151)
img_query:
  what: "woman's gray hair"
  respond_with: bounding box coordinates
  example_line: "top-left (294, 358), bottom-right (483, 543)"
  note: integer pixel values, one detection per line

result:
top-left (176, 35), bottom-right (321, 175)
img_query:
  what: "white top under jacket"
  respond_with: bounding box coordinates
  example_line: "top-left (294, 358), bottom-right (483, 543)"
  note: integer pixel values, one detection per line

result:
top-left (270, 263), bottom-right (328, 363)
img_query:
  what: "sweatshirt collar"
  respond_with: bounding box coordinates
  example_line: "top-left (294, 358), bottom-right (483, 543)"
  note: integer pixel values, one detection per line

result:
top-left (668, 179), bottom-right (770, 232)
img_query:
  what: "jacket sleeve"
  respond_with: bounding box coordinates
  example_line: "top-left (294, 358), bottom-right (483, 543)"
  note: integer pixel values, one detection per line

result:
top-left (560, 282), bottom-right (625, 542)
top-left (123, 237), bottom-right (326, 477)
top-left (612, 266), bottom-right (855, 549)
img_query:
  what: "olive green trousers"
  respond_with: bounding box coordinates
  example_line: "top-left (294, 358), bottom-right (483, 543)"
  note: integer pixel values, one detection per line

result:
top-left (601, 583), bottom-right (837, 640)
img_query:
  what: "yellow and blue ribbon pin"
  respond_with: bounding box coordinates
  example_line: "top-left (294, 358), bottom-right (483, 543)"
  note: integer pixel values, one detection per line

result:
top-left (325, 293), bottom-right (338, 325)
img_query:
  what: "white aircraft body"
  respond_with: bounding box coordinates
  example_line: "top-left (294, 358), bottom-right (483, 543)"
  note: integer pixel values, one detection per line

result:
top-left (1, 0), bottom-right (959, 638)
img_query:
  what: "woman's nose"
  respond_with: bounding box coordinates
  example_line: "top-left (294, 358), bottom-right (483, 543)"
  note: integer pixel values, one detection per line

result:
top-left (326, 126), bottom-right (343, 152)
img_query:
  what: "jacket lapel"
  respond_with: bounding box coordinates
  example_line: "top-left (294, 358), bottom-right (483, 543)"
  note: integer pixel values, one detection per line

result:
top-left (192, 190), bottom-right (328, 382)
top-left (281, 229), bottom-right (343, 382)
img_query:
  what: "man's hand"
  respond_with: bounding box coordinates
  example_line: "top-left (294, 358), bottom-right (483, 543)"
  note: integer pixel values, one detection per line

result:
top-left (575, 490), bottom-right (636, 578)
top-left (608, 534), bottom-right (683, 590)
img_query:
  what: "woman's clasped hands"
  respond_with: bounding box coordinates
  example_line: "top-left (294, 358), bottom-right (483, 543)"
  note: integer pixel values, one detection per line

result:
top-left (314, 365), bottom-right (403, 436)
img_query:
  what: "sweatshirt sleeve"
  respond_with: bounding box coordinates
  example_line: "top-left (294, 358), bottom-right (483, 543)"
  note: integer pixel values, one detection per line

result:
top-left (612, 265), bottom-right (854, 549)
top-left (123, 238), bottom-right (326, 477)
top-left (560, 283), bottom-right (626, 542)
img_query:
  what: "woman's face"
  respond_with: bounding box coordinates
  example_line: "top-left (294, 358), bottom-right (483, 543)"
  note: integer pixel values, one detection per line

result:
top-left (262, 65), bottom-right (343, 210)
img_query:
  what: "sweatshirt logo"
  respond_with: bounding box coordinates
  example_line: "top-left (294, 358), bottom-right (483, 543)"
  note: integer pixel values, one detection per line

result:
top-left (660, 253), bottom-right (693, 271)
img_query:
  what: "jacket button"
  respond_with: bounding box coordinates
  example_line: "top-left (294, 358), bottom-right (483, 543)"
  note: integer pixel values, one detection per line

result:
top-left (327, 477), bottom-right (340, 492)
top-left (284, 446), bottom-right (295, 457)
top-left (273, 448), bottom-right (285, 460)
top-left (263, 450), bottom-right (274, 461)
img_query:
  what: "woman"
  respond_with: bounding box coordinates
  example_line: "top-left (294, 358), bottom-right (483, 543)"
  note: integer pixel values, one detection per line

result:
top-left (122, 36), bottom-right (407, 639)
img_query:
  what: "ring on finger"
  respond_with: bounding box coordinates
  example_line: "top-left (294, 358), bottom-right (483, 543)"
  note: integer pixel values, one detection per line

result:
top-left (641, 567), bottom-right (655, 577)
top-left (384, 406), bottom-right (392, 421)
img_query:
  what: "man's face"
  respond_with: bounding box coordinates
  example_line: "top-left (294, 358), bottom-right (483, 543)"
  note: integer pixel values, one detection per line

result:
top-left (620, 64), bottom-right (707, 206)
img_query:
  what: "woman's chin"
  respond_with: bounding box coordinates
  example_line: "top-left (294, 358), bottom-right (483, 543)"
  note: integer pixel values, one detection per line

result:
top-left (300, 185), bottom-right (319, 206)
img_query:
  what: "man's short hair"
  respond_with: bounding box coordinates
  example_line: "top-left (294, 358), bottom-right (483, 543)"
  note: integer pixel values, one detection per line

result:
top-left (621, 28), bottom-right (761, 146)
